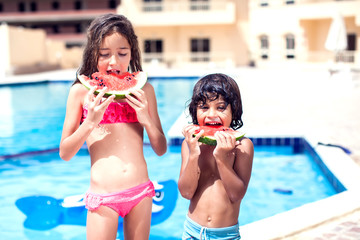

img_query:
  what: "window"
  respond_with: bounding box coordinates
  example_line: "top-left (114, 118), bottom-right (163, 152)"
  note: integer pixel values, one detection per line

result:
top-left (285, 34), bottom-right (295, 59)
top-left (190, 0), bottom-right (210, 11)
top-left (260, 35), bottom-right (269, 59)
top-left (109, 0), bottom-right (117, 9)
top-left (338, 33), bottom-right (356, 63)
top-left (190, 38), bottom-right (210, 62)
top-left (143, 0), bottom-right (162, 12)
top-left (52, 1), bottom-right (60, 10)
top-left (347, 34), bottom-right (356, 51)
top-left (74, 1), bottom-right (82, 10)
top-left (30, 2), bottom-right (37, 11)
top-left (144, 39), bottom-right (163, 62)
top-left (259, 0), bottom-right (268, 7)
top-left (18, 2), bottom-right (25, 12)
top-left (53, 25), bottom-right (59, 34)
top-left (285, 0), bottom-right (295, 5)
top-left (75, 23), bottom-right (82, 33)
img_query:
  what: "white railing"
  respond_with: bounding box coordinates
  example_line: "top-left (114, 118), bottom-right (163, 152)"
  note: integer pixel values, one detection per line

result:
top-left (136, 0), bottom-right (231, 13)
top-left (255, 0), bottom-right (359, 7)
top-left (296, 0), bottom-right (357, 4)
top-left (143, 50), bottom-right (235, 68)
top-left (334, 51), bottom-right (357, 63)
top-left (254, 49), bottom-right (358, 65)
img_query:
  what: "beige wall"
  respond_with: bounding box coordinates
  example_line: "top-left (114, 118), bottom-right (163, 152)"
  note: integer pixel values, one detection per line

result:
top-left (3, 25), bottom-right (82, 75)
top-left (9, 27), bottom-right (46, 66)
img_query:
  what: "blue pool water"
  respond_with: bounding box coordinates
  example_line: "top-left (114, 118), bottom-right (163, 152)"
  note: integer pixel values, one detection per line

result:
top-left (0, 80), bottom-right (338, 240)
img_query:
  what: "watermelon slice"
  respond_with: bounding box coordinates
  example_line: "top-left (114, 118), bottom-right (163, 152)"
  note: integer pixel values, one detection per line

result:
top-left (194, 125), bottom-right (245, 146)
top-left (78, 71), bottom-right (147, 99)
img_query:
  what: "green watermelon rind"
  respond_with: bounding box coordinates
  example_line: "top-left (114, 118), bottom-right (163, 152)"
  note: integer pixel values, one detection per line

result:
top-left (77, 71), bottom-right (147, 99)
top-left (197, 132), bottom-right (246, 146)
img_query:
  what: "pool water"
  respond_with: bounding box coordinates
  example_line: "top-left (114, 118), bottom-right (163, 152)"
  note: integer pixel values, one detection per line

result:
top-left (0, 80), bottom-right (338, 240)
top-left (0, 78), bottom-right (196, 157)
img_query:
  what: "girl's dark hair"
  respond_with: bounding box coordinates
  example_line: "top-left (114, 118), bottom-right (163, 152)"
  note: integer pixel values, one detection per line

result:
top-left (73, 14), bottom-right (142, 84)
top-left (188, 73), bottom-right (243, 130)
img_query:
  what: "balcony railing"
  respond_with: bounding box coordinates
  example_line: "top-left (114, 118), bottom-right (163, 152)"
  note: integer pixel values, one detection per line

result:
top-left (255, 49), bottom-right (359, 65)
top-left (139, 0), bottom-right (232, 13)
top-left (143, 50), bottom-right (235, 68)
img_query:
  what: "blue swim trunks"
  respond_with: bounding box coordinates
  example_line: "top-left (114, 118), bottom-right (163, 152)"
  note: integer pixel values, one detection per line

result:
top-left (182, 215), bottom-right (241, 240)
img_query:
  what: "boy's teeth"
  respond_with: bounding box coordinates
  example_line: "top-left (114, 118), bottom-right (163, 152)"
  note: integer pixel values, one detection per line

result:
top-left (206, 123), bottom-right (221, 126)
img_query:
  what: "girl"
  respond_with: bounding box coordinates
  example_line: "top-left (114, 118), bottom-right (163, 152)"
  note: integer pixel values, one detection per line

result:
top-left (178, 73), bottom-right (254, 239)
top-left (59, 14), bottom-right (167, 240)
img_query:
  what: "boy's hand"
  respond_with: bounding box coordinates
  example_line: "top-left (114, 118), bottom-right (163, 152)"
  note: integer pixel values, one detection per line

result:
top-left (182, 125), bottom-right (203, 156)
top-left (213, 131), bottom-right (238, 164)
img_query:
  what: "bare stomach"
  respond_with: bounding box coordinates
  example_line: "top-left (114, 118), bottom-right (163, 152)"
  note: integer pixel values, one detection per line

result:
top-left (188, 180), bottom-right (240, 228)
top-left (86, 123), bottom-right (149, 193)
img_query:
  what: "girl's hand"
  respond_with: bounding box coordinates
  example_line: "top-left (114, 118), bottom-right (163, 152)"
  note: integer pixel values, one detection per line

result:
top-left (125, 89), bottom-right (150, 125)
top-left (182, 125), bottom-right (203, 156)
top-left (213, 131), bottom-right (238, 165)
top-left (85, 86), bottom-right (115, 125)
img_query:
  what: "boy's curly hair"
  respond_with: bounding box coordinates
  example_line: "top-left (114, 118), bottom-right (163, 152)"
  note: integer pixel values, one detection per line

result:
top-left (188, 73), bottom-right (243, 130)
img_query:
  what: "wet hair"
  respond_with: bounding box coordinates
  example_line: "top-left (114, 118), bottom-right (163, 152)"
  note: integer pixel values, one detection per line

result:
top-left (73, 14), bottom-right (142, 84)
top-left (188, 73), bottom-right (243, 130)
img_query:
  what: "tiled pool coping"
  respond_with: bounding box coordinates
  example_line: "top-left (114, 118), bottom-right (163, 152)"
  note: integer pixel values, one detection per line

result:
top-left (168, 113), bottom-right (360, 240)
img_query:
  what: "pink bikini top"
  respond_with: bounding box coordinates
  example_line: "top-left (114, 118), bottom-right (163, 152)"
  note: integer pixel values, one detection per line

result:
top-left (81, 102), bottom-right (138, 124)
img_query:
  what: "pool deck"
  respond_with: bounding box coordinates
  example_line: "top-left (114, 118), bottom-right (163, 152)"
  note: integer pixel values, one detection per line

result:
top-left (2, 66), bottom-right (360, 239)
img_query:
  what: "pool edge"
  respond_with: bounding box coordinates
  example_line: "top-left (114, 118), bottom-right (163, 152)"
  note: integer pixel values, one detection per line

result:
top-left (240, 136), bottom-right (360, 240)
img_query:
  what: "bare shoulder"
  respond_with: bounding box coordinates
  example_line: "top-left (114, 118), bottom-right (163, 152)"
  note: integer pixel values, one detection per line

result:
top-left (142, 82), bottom-right (157, 102)
top-left (142, 82), bottom-right (154, 93)
top-left (236, 137), bottom-right (254, 156)
top-left (68, 83), bottom-right (88, 102)
top-left (70, 82), bottom-right (88, 95)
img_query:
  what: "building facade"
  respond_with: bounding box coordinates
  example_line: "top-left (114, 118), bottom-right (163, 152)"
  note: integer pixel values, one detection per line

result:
top-left (248, 0), bottom-right (360, 69)
top-left (0, 0), bottom-right (119, 47)
top-left (0, 0), bottom-right (359, 75)
top-left (120, 0), bottom-right (250, 69)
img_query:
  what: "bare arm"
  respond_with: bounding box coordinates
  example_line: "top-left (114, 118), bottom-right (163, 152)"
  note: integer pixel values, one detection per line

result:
top-left (178, 125), bottom-right (203, 199)
top-left (59, 84), bottom-right (115, 161)
top-left (126, 82), bottom-right (167, 156)
top-left (213, 132), bottom-right (254, 203)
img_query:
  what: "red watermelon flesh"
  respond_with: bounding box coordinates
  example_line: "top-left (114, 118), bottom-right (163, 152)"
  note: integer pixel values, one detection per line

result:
top-left (85, 72), bottom-right (138, 90)
top-left (78, 71), bottom-right (147, 99)
top-left (194, 125), bottom-right (245, 145)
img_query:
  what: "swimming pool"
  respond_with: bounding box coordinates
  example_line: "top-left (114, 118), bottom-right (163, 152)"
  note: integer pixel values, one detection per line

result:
top-left (0, 80), bottom-right (341, 239)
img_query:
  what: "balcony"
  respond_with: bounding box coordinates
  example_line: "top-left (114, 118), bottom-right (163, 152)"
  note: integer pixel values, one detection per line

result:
top-left (0, 9), bottom-right (116, 24)
top-left (121, 0), bottom-right (236, 27)
top-left (252, 0), bottom-right (360, 20)
top-left (142, 50), bottom-right (235, 69)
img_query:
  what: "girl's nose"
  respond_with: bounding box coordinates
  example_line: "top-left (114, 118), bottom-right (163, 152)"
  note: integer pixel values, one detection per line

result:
top-left (109, 54), bottom-right (118, 66)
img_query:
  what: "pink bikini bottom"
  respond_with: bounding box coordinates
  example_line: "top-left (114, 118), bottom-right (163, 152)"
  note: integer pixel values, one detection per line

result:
top-left (84, 180), bottom-right (155, 217)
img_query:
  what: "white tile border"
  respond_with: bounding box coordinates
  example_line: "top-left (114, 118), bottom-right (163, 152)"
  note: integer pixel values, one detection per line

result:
top-left (240, 190), bottom-right (360, 239)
